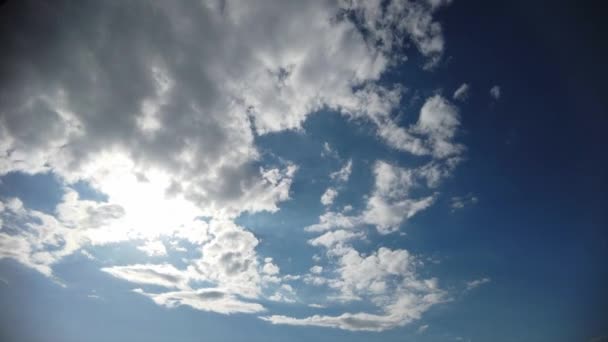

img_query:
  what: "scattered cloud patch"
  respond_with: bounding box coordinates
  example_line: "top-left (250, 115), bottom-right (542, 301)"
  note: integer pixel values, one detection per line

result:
top-left (330, 160), bottom-right (353, 183)
top-left (450, 193), bottom-right (478, 211)
top-left (466, 277), bottom-right (491, 291)
top-left (453, 83), bottom-right (470, 101)
top-left (320, 188), bottom-right (339, 206)
top-left (417, 324), bottom-right (430, 333)
top-left (490, 85), bottom-right (501, 99)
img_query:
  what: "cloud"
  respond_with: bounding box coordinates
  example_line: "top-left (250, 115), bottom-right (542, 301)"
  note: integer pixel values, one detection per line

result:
top-left (102, 264), bottom-right (189, 289)
top-left (310, 265), bottom-right (323, 274)
top-left (465, 277), bottom-right (491, 291)
top-left (0, 0), bottom-right (453, 273)
top-left (261, 274), bottom-right (445, 331)
top-left (363, 161), bottom-right (436, 234)
top-left (450, 193), bottom-right (478, 211)
top-left (0, 194), bottom-right (123, 277)
top-left (305, 211), bottom-right (362, 232)
top-left (330, 160), bottom-right (353, 182)
top-left (372, 94), bottom-right (463, 159)
top-left (414, 95), bottom-right (464, 158)
top-left (0, 0), bottom-right (461, 330)
top-left (308, 230), bottom-right (365, 251)
top-left (320, 188), bottom-right (338, 206)
top-left (133, 288), bottom-right (265, 315)
top-left (308, 158), bottom-right (460, 235)
top-left (453, 83), bottom-right (470, 101)
top-left (321, 142), bottom-right (338, 159)
top-left (340, 0), bottom-right (452, 68)
top-left (137, 240), bottom-right (167, 257)
top-left (490, 85), bottom-right (501, 99)
top-left (417, 324), bottom-right (430, 333)
top-left (103, 219), bottom-right (298, 310)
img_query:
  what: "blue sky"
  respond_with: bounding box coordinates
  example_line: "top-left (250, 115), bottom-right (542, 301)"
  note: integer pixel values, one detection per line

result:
top-left (0, 0), bottom-right (606, 341)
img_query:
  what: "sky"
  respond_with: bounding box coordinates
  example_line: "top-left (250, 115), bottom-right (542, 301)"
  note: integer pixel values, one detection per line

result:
top-left (0, 0), bottom-right (606, 341)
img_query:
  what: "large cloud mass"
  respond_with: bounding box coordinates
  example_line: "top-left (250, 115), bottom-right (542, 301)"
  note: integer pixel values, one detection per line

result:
top-left (0, 0), bottom-right (462, 331)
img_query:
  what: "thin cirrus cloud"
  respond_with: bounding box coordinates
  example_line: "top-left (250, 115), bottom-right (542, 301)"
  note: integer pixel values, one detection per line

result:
top-left (0, 0), bottom-right (476, 332)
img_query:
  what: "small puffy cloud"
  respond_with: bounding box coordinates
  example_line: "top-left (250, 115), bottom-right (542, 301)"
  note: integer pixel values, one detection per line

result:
top-left (490, 85), bottom-right (501, 99)
top-left (414, 95), bottom-right (463, 158)
top-left (262, 260), bottom-right (280, 276)
top-left (320, 188), bottom-right (338, 206)
top-left (310, 265), bottom-right (323, 274)
top-left (186, 220), bottom-right (262, 299)
top-left (453, 83), bottom-right (470, 101)
top-left (268, 284), bottom-right (297, 303)
top-left (417, 324), bottom-right (430, 333)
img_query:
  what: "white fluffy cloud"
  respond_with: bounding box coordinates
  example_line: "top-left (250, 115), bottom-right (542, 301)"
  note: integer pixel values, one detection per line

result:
top-left (363, 161), bottom-right (436, 234)
top-left (261, 246), bottom-right (446, 331)
top-left (370, 94), bottom-right (463, 159)
top-left (0, 194), bottom-right (123, 277)
top-left (320, 188), bottom-right (339, 206)
top-left (304, 211), bottom-right (362, 233)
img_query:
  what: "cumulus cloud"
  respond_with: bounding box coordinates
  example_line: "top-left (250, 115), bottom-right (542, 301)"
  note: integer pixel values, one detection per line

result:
top-left (0, 194), bottom-right (124, 277)
top-left (308, 158), bottom-right (460, 236)
top-left (261, 260), bottom-right (445, 331)
top-left (372, 94), bottom-right (463, 159)
top-left (308, 230), bottom-right (365, 251)
top-left (320, 188), bottom-right (339, 206)
top-left (363, 161), bottom-right (436, 234)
